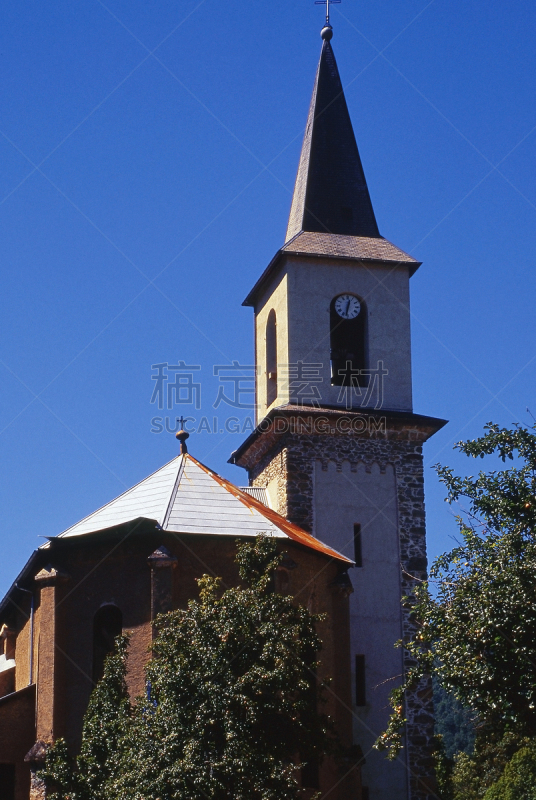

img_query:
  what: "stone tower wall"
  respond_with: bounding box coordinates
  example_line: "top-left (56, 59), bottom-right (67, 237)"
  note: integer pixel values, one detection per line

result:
top-left (242, 414), bottom-right (438, 800)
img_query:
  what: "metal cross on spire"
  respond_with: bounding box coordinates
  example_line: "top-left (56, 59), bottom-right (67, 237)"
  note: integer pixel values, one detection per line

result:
top-left (315, 0), bottom-right (341, 27)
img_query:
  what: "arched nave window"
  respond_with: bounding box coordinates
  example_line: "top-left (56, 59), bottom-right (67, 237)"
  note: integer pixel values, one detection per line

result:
top-left (92, 604), bottom-right (122, 683)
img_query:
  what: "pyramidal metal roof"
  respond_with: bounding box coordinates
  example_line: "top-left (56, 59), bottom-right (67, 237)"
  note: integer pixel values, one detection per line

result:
top-left (57, 453), bottom-right (350, 563)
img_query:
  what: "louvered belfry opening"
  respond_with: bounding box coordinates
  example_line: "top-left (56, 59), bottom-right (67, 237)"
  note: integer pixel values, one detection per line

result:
top-left (329, 296), bottom-right (367, 387)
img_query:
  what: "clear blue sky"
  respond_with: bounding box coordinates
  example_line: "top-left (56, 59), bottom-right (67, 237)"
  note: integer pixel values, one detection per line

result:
top-left (1, 0), bottom-right (535, 596)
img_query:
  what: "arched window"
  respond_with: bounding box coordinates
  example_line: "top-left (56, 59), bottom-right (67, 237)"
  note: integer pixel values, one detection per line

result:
top-left (92, 604), bottom-right (122, 683)
top-left (329, 294), bottom-right (367, 387)
top-left (266, 310), bottom-right (277, 406)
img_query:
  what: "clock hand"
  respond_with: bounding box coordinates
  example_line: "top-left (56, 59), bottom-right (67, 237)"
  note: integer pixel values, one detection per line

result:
top-left (346, 299), bottom-right (351, 316)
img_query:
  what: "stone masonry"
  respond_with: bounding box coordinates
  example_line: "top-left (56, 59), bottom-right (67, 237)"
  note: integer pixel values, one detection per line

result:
top-left (233, 406), bottom-right (445, 800)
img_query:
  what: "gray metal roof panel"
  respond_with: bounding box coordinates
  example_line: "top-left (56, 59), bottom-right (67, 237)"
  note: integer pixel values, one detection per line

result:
top-left (165, 458), bottom-right (283, 536)
top-left (58, 456), bottom-right (182, 538)
top-left (53, 452), bottom-right (349, 562)
top-left (57, 454), bottom-right (285, 541)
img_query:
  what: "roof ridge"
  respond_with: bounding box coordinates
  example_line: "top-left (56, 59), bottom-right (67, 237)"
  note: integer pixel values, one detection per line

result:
top-left (282, 231), bottom-right (301, 249)
top-left (161, 454), bottom-right (186, 529)
top-left (187, 454), bottom-right (351, 563)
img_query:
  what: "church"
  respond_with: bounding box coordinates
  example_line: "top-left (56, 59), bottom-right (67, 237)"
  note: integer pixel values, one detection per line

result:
top-left (0, 13), bottom-right (445, 800)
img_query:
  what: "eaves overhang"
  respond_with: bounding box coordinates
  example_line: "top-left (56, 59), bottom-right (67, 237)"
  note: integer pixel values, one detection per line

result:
top-left (243, 248), bottom-right (284, 308)
top-left (243, 234), bottom-right (421, 308)
top-left (0, 549), bottom-right (42, 621)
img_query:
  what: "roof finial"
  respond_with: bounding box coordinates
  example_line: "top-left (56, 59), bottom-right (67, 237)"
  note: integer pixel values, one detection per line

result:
top-left (315, 0), bottom-right (340, 38)
top-left (175, 417), bottom-right (190, 454)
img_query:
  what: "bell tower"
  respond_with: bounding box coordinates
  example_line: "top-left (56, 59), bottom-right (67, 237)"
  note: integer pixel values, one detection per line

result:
top-left (231, 22), bottom-right (446, 800)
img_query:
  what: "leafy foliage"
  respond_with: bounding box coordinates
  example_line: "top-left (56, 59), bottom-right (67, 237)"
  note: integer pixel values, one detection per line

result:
top-left (449, 732), bottom-right (531, 800)
top-left (38, 738), bottom-right (81, 800)
top-left (432, 684), bottom-right (476, 800)
top-left (41, 536), bottom-right (335, 800)
top-left (39, 634), bottom-right (131, 799)
top-left (433, 734), bottom-right (454, 800)
top-left (433, 680), bottom-right (475, 759)
top-left (484, 740), bottom-right (536, 799)
top-left (376, 423), bottom-right (536, 759)
top-left (116, 536), bottom-right (334, 799)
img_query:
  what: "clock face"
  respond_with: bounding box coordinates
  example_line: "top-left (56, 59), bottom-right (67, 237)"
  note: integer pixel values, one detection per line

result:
top-left (334, 294), bottom-right (361, 320)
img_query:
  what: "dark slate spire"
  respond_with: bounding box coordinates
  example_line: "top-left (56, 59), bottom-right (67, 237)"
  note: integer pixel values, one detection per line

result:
top-left (286, 29), bottom-right (380, 242)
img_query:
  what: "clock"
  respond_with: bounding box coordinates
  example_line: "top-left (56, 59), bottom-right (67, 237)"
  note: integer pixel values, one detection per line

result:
top-left (334, 294), bottom-right (361, 320)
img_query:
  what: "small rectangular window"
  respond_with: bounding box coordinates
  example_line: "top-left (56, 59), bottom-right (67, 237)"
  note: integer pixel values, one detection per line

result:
top-left (355, 655), bottom-right (366, 706)
top-left (354, 524), bottom-right (362, 567)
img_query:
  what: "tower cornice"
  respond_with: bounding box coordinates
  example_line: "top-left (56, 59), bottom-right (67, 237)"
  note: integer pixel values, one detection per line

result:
top-left (229, 405), bottom-right (447, 469)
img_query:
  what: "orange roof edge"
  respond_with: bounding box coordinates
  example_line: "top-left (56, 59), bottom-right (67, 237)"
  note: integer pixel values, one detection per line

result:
top-left (187, 454), bottom-right (352, 564)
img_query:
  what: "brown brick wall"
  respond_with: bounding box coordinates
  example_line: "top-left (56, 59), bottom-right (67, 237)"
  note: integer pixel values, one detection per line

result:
top-left (14, 604), bottom-right (33, 691)
top-left (0, 685), bottom-right (35, 800)
top-left (1, 527), bottom-right (358, 800)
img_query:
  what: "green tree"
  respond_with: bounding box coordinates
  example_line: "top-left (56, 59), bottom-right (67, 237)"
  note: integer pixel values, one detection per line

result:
top-left (433, 680), bottom-right (475, 760)
top-left (42, 536), bottom-right (337, 800)
top-left (39, 634), bottom-right (131, 799)
top-left (484, 741), bottom-right (536, 800)
top-left (450, 732), bottom-right (530, 800)
top-left (376, 422), bottom-right (536, 760)
top-left (116, 536), bottom-right (335, 799)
